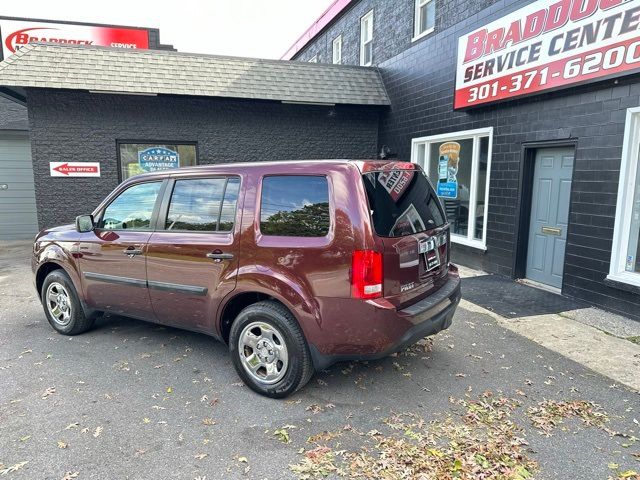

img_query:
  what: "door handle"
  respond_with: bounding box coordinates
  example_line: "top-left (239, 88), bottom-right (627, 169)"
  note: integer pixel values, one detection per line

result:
top-left (206, 252), bottom-right (234, 261)
top-left (123, 248), bottom-right (143, 257)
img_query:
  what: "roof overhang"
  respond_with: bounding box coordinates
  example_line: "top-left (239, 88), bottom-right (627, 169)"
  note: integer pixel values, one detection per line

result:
top-left (0, 86), bottom-right (26, 105)
top-left (0, 43), bottom-right (390, 107)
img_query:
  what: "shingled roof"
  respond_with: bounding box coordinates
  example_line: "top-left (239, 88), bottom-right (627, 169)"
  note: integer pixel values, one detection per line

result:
top-left (0, 43), bottom-right (390, 106)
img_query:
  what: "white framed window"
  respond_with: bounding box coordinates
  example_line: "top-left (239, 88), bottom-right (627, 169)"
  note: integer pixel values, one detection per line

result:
top-left (308, 55), bottom-right (318, 63)
top-left (608, 107), bottom-right (640, 288)
top-left (413, 0), bottom-right (436, 41)
top-left (332, 35), bottom-right (343, 65)
top-left (411, 127), bottom-right (493, 250)
top-left (360, 10), bottom-right (374, 66)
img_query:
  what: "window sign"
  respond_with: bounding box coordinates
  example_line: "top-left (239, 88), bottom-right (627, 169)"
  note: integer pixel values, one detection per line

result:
top-left (436, 142), bottom-right (460, 199)
top-left (412, 128), bottom-right (493, 250)
top-left (378, 167), bottom-right (415, 202)
top-left (118, 143), bottom-right (197, 180)
top-left (609, 107), bottom-right (640, 287)
top-left (138, 147), bottom-right (179, 173)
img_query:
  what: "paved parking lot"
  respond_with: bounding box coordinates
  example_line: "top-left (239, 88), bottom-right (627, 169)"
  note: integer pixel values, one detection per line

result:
top-left (1, 242), bottom-right (639, 479)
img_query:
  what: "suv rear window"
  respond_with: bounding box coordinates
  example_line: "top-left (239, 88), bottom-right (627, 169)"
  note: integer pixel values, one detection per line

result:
top-left (260, 176), bottom-right (330, 237)
top-left (363, 169), bottom-right (445, 238)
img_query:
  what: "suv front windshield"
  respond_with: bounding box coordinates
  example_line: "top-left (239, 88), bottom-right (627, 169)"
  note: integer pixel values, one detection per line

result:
top-left (362, 168), bottom-right (446, 238)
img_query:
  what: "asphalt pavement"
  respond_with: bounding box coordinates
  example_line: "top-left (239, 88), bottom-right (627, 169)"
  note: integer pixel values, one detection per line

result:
top-left (1, 242), bottom-right (639, 480)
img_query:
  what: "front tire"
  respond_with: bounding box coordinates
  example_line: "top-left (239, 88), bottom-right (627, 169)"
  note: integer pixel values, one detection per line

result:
top-left (229, 301), bottom-right (314, 398)
top-left (41, 270), bottom-right (94, 335)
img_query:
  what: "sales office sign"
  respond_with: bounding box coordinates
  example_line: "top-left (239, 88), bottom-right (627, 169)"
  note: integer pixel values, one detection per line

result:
top-left (50, 162), bottom-right (101, 177)
top-left (455, 0), bottom-right (640, 109)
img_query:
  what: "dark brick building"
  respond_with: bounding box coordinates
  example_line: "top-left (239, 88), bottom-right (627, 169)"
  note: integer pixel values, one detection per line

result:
top-left (0, 17), bottom-right (175, 241)
top-left (0, 42), bottom-right (388, 237)
top-left (287, 0), bottom-right (640, 320)
top-left (26, 89), bottom-right (380, 229)
top-left (1, 1), bottom-right (639, 320)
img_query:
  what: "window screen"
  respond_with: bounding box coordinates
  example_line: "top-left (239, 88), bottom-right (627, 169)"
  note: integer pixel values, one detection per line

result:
top-left (260, 176), bottom-right (330, 237)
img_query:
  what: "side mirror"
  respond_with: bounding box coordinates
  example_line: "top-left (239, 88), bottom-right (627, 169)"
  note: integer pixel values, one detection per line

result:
top-left (75, 214), bottom-right (95, 233)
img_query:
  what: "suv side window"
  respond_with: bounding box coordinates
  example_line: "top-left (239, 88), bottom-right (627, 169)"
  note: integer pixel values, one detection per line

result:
top-left (260, 176), bottom-right (330, 237)
top-left (165, 177), bottom-right (240, 232)
top-left (100, 182), bottom-right (162, 230)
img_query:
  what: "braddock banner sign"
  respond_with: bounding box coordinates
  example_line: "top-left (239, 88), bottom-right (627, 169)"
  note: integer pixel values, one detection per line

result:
top-left (0, 18), bottom-right (149, 61)
top-left (455, 0), bottom-right (640, 109)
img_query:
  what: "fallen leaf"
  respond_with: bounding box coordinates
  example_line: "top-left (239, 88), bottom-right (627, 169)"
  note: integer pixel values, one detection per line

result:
top-left (274, 428), bottom-right (291, 444)
top-left (0, 462), bottom-right (28, 475)
top-left (194, 453), bottom-right (208, 460)
top-left (238, 457), bottom-right (248, 463)
top-left (57, 441), bottom-right (68, 449)
top-left (202, 418), bottom-right (216, 426)
top-left (42, 387), bottom-right (56, 399)
top-left (61, 472), bottom-right (79, 480)
top-left (93, 426), bottom-right (103, 438)
top-left (65, 423), bottom-right (79, 430)
top-left (166, 387), bottom-right (173, 393)
top-left (306, 404), bottom-right (324, 414)
top-left (142, 418), bottom-right (151, 424)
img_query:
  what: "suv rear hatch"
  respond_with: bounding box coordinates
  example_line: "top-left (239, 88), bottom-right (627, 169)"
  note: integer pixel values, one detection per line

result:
top-left (361, 163), bottom-right (449, 309)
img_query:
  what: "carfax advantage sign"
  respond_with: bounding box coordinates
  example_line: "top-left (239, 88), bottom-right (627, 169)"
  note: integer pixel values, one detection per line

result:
top-left (0, 18), bottom-right (150, 61)
top-left (455, 0), bottom-right (640, 109)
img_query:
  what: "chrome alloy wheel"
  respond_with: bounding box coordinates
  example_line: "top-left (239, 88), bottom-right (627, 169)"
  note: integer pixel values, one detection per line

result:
top-left (238, 321), bottom-right (289, 384)
top-left (45, 282), bottom-right (72, 326)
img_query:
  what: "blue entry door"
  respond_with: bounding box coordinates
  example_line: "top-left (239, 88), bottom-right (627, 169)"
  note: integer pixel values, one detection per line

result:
top-left (526, 148), bottom-right (574, 289)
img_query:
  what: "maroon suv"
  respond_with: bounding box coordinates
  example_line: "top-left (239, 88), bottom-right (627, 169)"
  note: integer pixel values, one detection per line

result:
top-left (32, 160), bottom-right (460, 397)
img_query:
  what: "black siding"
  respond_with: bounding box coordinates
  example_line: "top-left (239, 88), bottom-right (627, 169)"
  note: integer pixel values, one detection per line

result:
top-left (26, 88), bottom-right (380, 231)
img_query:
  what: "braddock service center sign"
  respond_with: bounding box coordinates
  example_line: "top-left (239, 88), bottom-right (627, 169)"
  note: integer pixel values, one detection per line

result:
top-left (455, 0), bottom-right (640, 109)
top-left (0, 18), bottom-right (149, 61)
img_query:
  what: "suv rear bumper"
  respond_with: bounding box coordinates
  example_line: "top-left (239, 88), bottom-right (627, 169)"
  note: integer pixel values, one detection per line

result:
top-left (309, 273), bottom-right (461, 370)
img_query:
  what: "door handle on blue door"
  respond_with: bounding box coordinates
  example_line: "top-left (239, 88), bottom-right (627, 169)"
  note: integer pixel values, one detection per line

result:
top-left (206, 252), bottom-right (234, 261)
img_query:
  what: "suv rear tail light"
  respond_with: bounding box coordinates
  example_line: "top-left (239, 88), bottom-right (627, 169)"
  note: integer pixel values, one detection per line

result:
top-left (351, 250), bottom-right (383, 299)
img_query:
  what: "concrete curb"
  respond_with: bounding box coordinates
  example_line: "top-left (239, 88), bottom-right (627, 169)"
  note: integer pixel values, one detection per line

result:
top-left (459, 299), bottom-right (640, 392)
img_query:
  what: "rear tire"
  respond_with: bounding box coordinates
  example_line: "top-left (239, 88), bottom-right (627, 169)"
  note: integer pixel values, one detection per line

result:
top-left (41, 270), bottom-right (94, 335)
top-left (229, 300), bottom-right (314, 398)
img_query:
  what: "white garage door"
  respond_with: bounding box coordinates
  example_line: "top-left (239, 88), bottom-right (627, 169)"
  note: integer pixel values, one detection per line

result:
top-left (0, 132), bottom-right (38, 240)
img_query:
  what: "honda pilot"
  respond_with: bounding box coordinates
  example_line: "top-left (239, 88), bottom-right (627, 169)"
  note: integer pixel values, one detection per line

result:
top-left (32, 160), bottom-right (461, 398)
